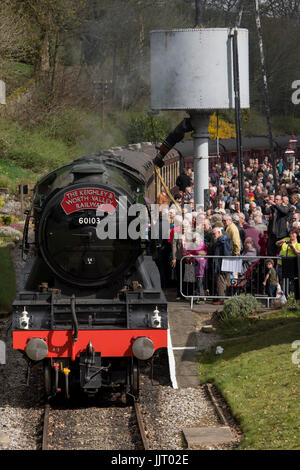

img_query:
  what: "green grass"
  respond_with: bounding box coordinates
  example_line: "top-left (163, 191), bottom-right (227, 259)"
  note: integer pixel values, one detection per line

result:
top-left (40, 107), bottom-right (129, 152)
top-left (216, 308), bottom-right (300, 339)
top-left (2, 61), bottom-right (34, 96)
top-left (0, 118), bottom-right (78, 180)
top-left (198, 317), bottom-right (300, 449)
top-left (0, 247), bottom-right (16, 313)
top-left (0, 158), bottom-right (40, 193)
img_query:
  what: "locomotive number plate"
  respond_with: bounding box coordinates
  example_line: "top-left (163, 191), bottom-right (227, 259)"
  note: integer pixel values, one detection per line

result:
top-left (61, 187), bottom-right (118, 215)
top-left (78, 217), bottom-right (101, 225)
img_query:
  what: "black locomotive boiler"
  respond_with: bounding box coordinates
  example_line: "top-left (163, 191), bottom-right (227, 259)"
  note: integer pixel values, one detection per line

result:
top-left (12, 148), bottom-right (168, 399)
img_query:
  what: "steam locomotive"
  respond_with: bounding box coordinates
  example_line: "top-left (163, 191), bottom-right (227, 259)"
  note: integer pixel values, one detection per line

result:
top-left (12, 148), bottom-right (168, 399)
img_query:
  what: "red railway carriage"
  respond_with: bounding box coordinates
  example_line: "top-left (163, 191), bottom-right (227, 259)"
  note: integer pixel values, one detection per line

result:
top-left (175, 135), bottom-right (299, 171)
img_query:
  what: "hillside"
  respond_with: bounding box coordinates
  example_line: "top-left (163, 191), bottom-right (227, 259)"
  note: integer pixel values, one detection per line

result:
top-left (0, 1), bottom-right (300, 188)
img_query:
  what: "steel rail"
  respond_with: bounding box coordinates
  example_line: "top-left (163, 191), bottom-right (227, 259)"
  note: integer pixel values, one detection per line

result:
top-left (205, 384), bottom-right (228, 427)
top-left (42, 403), bottom-right (50, 450)
top-left (134, 400), bottom-right (150, 450)
top-left (41, 399), bottom-right (149, 450)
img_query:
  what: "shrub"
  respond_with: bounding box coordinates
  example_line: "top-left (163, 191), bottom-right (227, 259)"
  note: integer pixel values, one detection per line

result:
top-left (41, 107), bottom-right (89, 145)
top-left (208, 112), bottom-right (236, 139)
top-left (285, 292), bottom-right (298, 311)
top-left (215, 294), bottom-right (260, 324)
top-left (0, 117), bottom-right (75, 172)
top-left (126, 113), bottom-right (169, 144)
top-left (0, 215), bottom-right (13, 226)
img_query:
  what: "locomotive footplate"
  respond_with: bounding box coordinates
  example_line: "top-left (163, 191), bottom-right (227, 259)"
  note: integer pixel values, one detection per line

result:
top-left (79, 342), bottom-right (104, 391)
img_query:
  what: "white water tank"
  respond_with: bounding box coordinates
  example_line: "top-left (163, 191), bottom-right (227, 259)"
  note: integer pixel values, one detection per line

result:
top-left (150, 28), bottom-right (249, 110)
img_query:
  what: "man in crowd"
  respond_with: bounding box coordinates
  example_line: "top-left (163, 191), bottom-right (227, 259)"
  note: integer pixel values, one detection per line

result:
top-left (176, 168), bottom-right (192, 192)
top-left (211, 226), bottom-right (232, 305)
top-left (223, 214), bottom-right (241, 256)
top-left (264, 194), bottom-right (289, 255)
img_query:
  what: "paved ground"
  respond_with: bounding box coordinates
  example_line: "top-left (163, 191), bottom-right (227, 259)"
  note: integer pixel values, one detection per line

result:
top-left (165, 289), bottom-right (223, 388)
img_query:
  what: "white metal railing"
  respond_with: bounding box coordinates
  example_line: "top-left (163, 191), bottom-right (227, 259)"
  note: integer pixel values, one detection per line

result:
top-left (179, 254), bottom-right (298, 309)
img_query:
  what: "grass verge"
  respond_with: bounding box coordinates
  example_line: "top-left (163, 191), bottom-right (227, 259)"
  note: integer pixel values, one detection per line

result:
top-left (0, 158), bottom-right (40, 194)
top-left (216, 308), bottom-right (300, 339)
top-left (198, 316), bottom-right (300, 449)
top-left (0, 247), bottom-right (16, 314)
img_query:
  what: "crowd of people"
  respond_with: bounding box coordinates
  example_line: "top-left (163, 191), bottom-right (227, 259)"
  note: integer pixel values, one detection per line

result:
top-left (154, 156), bottom-right (300, 303)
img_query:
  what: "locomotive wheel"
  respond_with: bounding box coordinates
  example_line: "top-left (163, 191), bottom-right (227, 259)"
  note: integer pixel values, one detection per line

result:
top-left (44, 360), bottom-right (52, 399)
top-left (131, 358), bottom-right (140, 399)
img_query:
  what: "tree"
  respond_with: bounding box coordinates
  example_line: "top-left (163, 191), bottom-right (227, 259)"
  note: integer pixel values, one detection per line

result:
top-left (0, 3), bottom-right (34, 70)
top-left (4, 0), bottom-right (85, 91)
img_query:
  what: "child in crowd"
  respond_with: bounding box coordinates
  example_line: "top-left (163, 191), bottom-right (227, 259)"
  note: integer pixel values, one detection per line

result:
top-left (262, 259), bottom-right (278, 297)
top-left (184, 232), bottom-right (208, 299)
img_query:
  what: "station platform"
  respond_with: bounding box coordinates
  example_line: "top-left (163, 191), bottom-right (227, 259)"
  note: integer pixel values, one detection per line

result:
top-left (165, 289), bottom-right (222, 388)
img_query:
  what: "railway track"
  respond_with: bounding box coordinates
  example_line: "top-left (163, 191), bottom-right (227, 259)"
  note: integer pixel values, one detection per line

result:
top-left (41, 397), bottom-right (150, 451)
top-left (133, 400), bottom-right (150, 450)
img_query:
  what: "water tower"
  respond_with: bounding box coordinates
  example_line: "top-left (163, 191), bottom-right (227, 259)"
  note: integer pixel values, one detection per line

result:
top-left (150, 28), bottom-right (250, 207)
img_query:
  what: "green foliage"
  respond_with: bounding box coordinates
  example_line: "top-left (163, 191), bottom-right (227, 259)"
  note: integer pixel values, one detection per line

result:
top-left (42, 107), bottom-right (93, 145)
top-left (125, 113), bottom-right (170, 144)
top-left (272, 115), bottom-right (300, 135)
top-left (2, 61), bottom-right (34, 96)
top-left (0, 117), bottom-right (77, 172)
top-left (215, 295), bottom-right (260, 326)
top-left (0, 215), bottom-right (13, 226)
top-left (40, 106), bottom-right (127, 152)
top-left (242, 110), bottom-right (268, 136)
top-left (285, 292), bottom-right (298, 311)
top-left (2, 0), bottom-right (300, 127)
top-left (0, 158), bottom-right (39, 193)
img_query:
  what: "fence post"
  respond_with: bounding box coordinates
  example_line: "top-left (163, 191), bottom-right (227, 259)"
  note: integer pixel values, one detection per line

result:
top-left (297, 254), bottom-right (300, 300)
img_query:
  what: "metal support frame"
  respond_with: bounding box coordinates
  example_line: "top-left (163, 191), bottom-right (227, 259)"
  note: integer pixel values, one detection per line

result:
top-left (189, 112), bottom-right (211, 209)
top-left (180, 255), bottom-right (291, 310)
top-left (230, 28), bottom-right (245, 213)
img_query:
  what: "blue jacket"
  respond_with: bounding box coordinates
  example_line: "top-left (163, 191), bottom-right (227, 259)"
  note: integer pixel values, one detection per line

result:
top-left (212, 234), bottom-right (232, 273)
